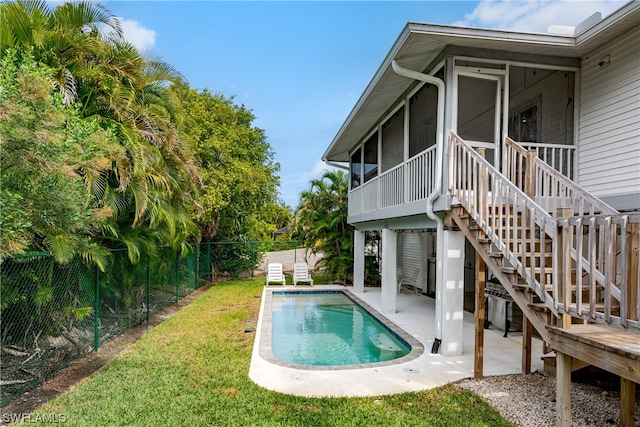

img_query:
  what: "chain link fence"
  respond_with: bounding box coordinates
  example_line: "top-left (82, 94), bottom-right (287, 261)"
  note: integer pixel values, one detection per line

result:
top-left (0, 243), bottom-right (210, 405)
top-left (0, 240), bottom-right (313, 405)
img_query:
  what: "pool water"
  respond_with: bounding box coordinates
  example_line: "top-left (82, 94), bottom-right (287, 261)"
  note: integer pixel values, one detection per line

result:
top-left (271, 292), bottom-right (411, 366)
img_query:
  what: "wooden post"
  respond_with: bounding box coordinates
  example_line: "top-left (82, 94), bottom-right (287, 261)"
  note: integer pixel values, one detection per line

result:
top-left (556, 351), bottom-right (572, 427)
top-left (620, 377), bottom-right (637, 427)
top-left (524, 150), bottom-right (536, 199)
top-left (556, 208), bottom-right (573, 321)
top-left (627, 222), bottom-right (639, 321)
top-left (474, 252), bottom-right (486, 380)
top-left (478, 148), bottom-right (486, 226)
top-left (520, 150), bottom-right (536, 374)
top-left (522, 317), bottom-right (532, 374)
top-left (556, 212), bottom-right (573, 427)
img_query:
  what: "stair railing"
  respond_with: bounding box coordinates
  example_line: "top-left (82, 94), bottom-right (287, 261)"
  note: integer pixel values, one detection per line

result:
top-left (557, 214), bottom-right (639, 329)
top-left (505, 137), bottom-right (638, 329)
top-left (450, 132), bottom-right (557, 311)
top-left (504, 137), bottom-right (618, 216)
top-left (451, 133), bottom-right (639, 330)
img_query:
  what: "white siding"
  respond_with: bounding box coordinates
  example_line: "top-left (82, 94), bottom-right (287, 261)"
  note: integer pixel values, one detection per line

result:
top-left (401, 231), bottom-right (426, 292)
top-left (578, 26), bottom-right (640, 200)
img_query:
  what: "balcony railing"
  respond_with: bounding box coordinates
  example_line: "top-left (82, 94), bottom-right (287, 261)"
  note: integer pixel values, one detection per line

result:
top-left (512, 141), bottom-right (576, 180)
top-left (348, 146), bottom-right (437, 217)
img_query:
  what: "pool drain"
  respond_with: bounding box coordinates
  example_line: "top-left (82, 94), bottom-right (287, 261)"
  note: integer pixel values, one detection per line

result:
top-left (402, 368), bottom-right (419, 374)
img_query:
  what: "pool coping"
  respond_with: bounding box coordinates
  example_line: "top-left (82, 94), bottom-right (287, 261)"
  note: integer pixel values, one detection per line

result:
top-left (258, 288), bottom-right (425, 370)
top-left (249, 284), bottom-right (546, 397)
top-left (249, 284), bottom-right (475, 397)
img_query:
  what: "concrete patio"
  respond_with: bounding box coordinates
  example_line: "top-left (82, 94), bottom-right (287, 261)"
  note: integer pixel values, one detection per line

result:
top-left (249, 284), bottom-right (544, 397)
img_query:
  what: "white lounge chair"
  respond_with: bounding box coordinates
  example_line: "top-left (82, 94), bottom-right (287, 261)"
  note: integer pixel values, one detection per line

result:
top-left (266, 263), bottom-right (286, 286)
top-left (292, 262), bottom-right (314, 286)
top-left (397, 268), bottom-right (420, 294)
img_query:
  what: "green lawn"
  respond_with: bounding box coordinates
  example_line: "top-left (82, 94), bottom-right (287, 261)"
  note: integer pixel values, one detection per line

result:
top-left (35, 279), bottom-right (512, 426)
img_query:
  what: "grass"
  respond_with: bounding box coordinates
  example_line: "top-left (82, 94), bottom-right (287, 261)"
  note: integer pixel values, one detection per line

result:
top-left (34, 278), bottom-right (513, 426)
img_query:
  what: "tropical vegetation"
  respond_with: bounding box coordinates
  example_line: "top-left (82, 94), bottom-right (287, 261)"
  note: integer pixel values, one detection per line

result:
top-left (292, 170), bottom-right (353, 283)
top-left (0, 0), bottom-right (288, 379)
top-left (0, 0), bottom-right (286, 264)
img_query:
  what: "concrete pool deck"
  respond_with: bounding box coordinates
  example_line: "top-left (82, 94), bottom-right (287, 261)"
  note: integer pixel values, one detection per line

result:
top-left (249, 284), bottom-right (544, 397)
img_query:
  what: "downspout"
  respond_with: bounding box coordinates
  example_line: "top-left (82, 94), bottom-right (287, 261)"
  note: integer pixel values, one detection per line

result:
top-left (391, 60), bottom-right (446, 351)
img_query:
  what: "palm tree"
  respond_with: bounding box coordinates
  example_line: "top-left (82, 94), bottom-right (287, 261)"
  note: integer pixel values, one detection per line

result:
top-left (1, 0), bottom-right (200, 262)
top-left (0, 0), bottom-right (122, 104)
top-left (292, 170), bottom-right (353, 283)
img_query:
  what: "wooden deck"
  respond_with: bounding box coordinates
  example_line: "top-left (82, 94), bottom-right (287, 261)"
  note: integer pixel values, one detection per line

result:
top-left (548, 324), bottom-right (640, 426)
top-left (548, 324), bottom-right (640, 383)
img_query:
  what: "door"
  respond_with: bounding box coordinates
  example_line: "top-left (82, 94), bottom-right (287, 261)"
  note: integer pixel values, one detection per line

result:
top-left (454, 71), bottom-right (503, 165)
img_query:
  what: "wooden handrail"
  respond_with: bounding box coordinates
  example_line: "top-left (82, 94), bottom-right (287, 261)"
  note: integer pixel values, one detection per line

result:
top-left (450, 132), bottom-right (557, 310)
top-left (505, 137), bottom-right (618, 216)
top-left (450, 132), bottom-right (639, 331)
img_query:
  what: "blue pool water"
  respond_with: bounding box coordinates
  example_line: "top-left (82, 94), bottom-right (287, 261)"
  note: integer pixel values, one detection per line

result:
top-left (271, 291), bottom-right (411, 366)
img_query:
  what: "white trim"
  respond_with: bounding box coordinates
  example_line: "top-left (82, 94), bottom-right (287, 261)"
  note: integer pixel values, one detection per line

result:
top-left (454, 65), bottom-right (508, 76)
top-left (454, 55), bottom-right (579, 73)
top-left (502, 63), bottom-right (510, 171)
top-left (453, 69), bottom-right (503, 162)
top-left (573, 68), bottom-right (581, 182)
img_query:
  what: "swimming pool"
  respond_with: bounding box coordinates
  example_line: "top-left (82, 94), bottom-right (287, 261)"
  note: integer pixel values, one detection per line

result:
top-left (271, 291), bottom-right (411, 366)
top-left (258, 288), bottom-right (423, 370)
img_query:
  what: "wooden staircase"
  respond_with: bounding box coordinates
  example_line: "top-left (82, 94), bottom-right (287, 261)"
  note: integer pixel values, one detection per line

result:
top-left (448, 132), bottom-right (640, 426)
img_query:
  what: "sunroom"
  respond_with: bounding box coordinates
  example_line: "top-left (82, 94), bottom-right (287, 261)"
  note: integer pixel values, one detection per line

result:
top-left (341, 52), bottom-right (579, 223)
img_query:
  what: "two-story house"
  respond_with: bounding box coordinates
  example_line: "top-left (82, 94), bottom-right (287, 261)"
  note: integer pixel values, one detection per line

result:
top-left (323, 2), bottom-right (639, 425)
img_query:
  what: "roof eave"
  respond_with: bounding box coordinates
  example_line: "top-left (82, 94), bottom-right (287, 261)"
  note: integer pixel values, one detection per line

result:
top-left (324, 9), bottom-right (640, 163)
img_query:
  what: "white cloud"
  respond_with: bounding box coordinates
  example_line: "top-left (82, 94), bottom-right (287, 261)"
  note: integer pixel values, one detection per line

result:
top-left (453, 0), bottom-right (626, 34)
top-left (299, 159), bottom-right (339, 183)
top-left (119, 18), bottom-right (156, 52)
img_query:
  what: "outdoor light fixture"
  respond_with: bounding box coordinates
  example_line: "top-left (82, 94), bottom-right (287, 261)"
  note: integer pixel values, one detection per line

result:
top-left (598, 55), bottom-right (611, 67)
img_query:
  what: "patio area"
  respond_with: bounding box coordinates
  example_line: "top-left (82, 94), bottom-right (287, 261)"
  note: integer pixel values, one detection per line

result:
top-left (249, 284), bottom-right (544, 397)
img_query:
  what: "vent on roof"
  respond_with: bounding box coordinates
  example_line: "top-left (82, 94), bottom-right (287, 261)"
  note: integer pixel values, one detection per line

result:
top-left (547, 11), bottom-right (602, 36)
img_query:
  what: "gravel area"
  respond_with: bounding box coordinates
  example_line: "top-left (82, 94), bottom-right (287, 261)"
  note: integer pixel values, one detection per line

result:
top-left (456, 371), bottom-right (640, 426)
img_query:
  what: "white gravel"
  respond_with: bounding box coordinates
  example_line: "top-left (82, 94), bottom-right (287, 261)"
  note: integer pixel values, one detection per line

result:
top-left (456, 372), bottom-right (640, 426)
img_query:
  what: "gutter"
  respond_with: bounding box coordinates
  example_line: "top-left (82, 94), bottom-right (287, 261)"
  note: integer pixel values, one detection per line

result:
top-left (323, 160), bottom-right (349, 171)
top-left (391, 60), bottom-right (446, 350)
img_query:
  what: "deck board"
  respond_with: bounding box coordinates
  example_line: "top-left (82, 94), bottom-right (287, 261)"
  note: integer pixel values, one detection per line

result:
top-left (548, 324), bottom-right (640, 382)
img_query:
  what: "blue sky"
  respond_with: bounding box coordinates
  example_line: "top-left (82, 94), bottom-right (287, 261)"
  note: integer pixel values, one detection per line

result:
top-left (96, 0), bottom-right (625, 209)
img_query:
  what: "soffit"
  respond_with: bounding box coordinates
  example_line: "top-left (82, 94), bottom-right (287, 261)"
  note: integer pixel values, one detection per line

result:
top-left (323, 26), bottom-right (577, 163)
top-left (323, 2), bottom-right (639, 163)
top-left (576, 2), bottom-right (640, 55)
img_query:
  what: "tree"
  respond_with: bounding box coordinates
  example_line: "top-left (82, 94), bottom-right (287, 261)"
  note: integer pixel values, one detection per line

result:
top-left (1, 0), bottom-right (201, 263)
top-left (0, 49), bottom-right (120, 265)
top-left (172, 82), bottom-right (281, 242)
top-left (292, 170), bottom-right (353, 282)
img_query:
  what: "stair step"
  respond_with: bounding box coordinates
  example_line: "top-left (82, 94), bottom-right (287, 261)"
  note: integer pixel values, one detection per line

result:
top-left (544, 284), bottom-right (603, 292)
top-left (512, 282), bottom-right (534, 292)
top-left (529, 303), bottom-right (550, 313)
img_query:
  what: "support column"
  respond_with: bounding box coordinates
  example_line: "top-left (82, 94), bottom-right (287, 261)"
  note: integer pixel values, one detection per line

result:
top-left (620, 377), bottom-right (637, 427)
top-left (440, 229), bottom-right (465, 356)
top-left (353, 229), bottom-right (365, 293)
top-left (474, 252), bottom-right (485, 379)
top-left (381, 228), bottom-right (397, 314)
top-left (556, 351), bottom-right (572, 427)
top-left (522, 317), bottom-right (533, 374)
